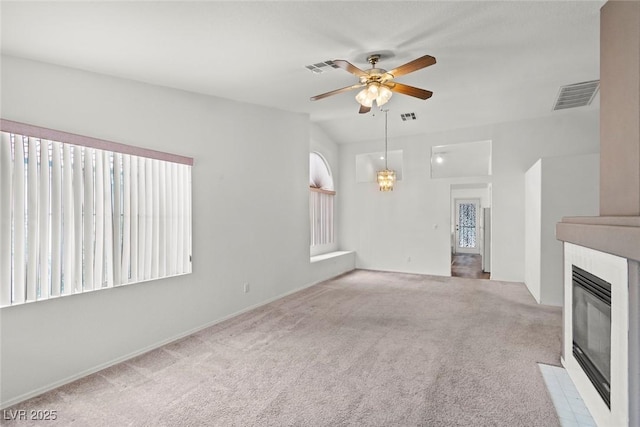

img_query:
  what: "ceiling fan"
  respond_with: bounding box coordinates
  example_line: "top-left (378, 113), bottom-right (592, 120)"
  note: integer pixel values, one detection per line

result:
top-left (310, 54), bottom-right (436, 114)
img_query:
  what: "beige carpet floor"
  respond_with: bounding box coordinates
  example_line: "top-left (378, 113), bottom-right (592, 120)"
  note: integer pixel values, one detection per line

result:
top-left (3, 270), bottom-right (563, 426)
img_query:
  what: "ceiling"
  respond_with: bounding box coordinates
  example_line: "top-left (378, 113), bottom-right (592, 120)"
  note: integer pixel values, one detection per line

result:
top-left (0, 1), bottom-right (604, 144)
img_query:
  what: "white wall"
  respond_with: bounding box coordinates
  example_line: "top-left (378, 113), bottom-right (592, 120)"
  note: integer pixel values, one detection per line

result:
top-left (339, 110), bottom-right (599, 280)
top-left (525, 154), bottom-right (600, 306)
top-left (0, 56), bottom-right (353, 407)
top-left (525, 160), bottom-right (543, 302)
top-left (540, 154), bottom-right (600, 305)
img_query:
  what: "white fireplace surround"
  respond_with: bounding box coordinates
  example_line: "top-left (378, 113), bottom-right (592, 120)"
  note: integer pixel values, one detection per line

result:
top-left (563, 243), bottom-right (629, 427)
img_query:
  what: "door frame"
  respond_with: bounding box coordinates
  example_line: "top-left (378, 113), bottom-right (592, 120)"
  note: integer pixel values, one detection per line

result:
top-left (454, 198), bottom-right (481, 254)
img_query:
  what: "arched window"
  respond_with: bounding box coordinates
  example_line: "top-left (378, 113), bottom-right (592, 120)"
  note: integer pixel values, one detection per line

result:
top-left (309, 152), bottom-right (335, 248)
top-left (310, 152), bottom-right (334, 191)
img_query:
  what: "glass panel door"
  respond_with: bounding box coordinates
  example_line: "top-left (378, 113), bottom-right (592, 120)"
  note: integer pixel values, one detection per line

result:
top-left (455, 199), bottom-right (480, 254)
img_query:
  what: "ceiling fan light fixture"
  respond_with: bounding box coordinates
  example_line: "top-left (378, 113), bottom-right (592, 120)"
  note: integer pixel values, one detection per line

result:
top-left (367, 82), bottom-right (380, 98)
top-left (376, 85), bottom-right (392, 107)
top-left (356, 83), bottom-right (391, 108)
top-left (355, 88), bottom-right (374, 107)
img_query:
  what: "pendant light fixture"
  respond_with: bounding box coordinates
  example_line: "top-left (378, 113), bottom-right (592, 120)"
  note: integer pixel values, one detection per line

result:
top-left (377, 110), bottom-right (395, 191)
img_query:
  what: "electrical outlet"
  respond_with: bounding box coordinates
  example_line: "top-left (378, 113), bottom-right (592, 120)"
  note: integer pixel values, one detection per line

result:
top-left (243, 283), bottom-right (250, 293)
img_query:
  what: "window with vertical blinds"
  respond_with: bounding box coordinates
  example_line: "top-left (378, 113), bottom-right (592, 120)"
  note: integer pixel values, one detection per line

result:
top-left (309, 188), bottom-right (334, 246)
top-left (0, 121), bottom-right (193, 307)
top-left (309, 152), bottom-right (335, 247)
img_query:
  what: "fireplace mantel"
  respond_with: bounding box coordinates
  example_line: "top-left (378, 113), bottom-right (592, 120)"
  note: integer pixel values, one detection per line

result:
top-left (556, 216), bottom-right (640, 262)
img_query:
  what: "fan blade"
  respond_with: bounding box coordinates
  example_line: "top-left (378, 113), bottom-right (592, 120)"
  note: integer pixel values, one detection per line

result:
top-left (310, 83), bottom-right (364, 101)
top-left (389, 82), bottom-right (433, 100)
top-left (388, 55), bottom-right (436, 78)
top-left (359, 104), bottom-right (371, 114)
top-left (332, 60), bottom-right (368, 77)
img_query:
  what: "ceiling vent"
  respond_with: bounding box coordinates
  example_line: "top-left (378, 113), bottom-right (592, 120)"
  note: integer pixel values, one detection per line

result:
top-left (553, 80), bottom-right (600, 111)
top-left (305, 60), bottom-right (340, 74)
top-left (401, 112), bottom-right (417, 121)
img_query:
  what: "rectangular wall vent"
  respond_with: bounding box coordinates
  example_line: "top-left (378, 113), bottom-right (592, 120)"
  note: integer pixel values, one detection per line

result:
top-left (401, 112), bottom-right (417, 121)
top-left (553, 80), bottom-right (600, 111)
top-left (305, 60), bottom-right (340, 74)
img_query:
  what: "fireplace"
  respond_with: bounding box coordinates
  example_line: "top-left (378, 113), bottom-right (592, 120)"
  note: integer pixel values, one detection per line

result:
top-left (572, 265), bottom-right (611, 408)
top-left (560, 242), bottom-right (632, 427)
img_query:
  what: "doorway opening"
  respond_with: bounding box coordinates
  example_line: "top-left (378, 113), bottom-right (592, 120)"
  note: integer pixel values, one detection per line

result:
top-left (451, 184), bottom-right (491, 279)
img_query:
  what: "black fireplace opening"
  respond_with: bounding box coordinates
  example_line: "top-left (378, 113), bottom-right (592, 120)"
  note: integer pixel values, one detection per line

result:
top-left (572, 265), bottom-right (612, 408)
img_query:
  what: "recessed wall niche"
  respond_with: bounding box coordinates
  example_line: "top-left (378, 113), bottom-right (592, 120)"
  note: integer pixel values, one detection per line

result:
top-left (431, 140), bottom-right (492, 179)
top-left (356, 150), bottom-right (403, 183)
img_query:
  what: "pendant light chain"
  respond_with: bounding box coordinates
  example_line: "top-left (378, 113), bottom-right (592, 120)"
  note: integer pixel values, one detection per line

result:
top-left (384, 109), bottom-right (389, 170)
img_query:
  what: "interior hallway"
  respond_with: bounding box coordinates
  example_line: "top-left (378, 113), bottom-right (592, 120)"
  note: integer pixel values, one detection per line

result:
top-left (451, 253), bottom-right (490, 279)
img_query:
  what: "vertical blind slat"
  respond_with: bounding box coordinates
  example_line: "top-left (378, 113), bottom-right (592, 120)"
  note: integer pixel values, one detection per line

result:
top-left (50, 141), bottom-right (62, 297)
top-left (176, 164), bottom-right (184, 274)
top-left (130, 156), bottom-right (139, 283)
top-left (0, 133), bottom-right (12, 306)
top-left (184, 166), bottom-right (191, 272)
top-left (330, 195), bottom-right (334, 242)
top-left (62, 144), bottom-right (74, 295)
top-left (169, 163), bottom-right (178, 275)
top-left (138, 157), bottom-right (147, 280)
top-left (151, 159), bottom-right (159, 279)
top-left (38, 139), bottom-right (50, 300)
top-left (166, 162), bottom-right (172, 275)
top-left (26, 138), bottom-right (39, 301)
top-left (158, 161), bottom-right (166, 278)
top-left (73, 146), bottom-right (83, 293)
top-left (83, 147), bottom-right (95, 291)
top-left (121, 154), bottom-right (131, 284)
top-left (171, 163), bottom-right (178, 275)
top-left (320, 193), bottom-right (323, 244)
top-left (13, 136), bottom-right (26, 304)
top-left (318, 193), bottom-right (321, 245)
top-left (309, 192), bottom-right (312, 246)
top-left (94, 150), bottom-right (104, 289)
top-left (144, 157), bottom-right (153, 280)
top-left (113, 153), bottom-right (122, 286)
top-left (103, 152), bottom-right (114, 288)
top-left (167, 162), bottom-right (174, 275)
top-left (179, 165), bottom-right (185, 273)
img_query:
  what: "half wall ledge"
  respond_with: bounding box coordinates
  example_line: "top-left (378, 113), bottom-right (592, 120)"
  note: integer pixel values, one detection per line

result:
top-left (311, 250), bottom-right (355, 263)
top-left (309, 251), bottom-right (355, 286)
